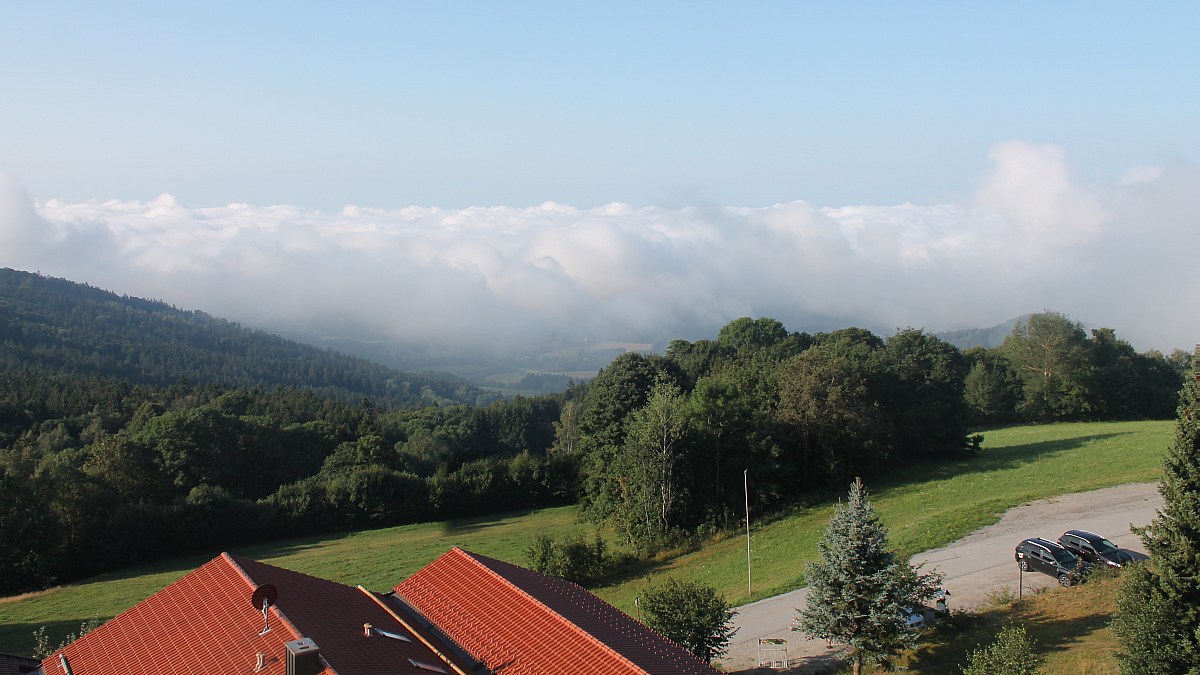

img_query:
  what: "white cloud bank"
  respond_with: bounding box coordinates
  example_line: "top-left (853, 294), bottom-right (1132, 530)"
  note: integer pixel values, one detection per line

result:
top-left (2, 141), bottom-right (1197, 356)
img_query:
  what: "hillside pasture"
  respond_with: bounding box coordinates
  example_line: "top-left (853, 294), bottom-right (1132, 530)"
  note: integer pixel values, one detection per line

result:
top-left (0, 420), bottom-right (1169, 660)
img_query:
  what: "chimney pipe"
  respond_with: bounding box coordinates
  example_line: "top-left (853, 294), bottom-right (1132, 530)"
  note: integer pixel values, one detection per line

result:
top-left (286, 638), bottom-right (322, 675)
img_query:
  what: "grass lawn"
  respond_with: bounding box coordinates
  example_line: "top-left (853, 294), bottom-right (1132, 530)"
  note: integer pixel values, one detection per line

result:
top-left (0, 420), bottom-right (1170, 660)
top-left (591, 420), bottom-right (1168, 612)
top-left (895, 566), bottom-right (1127, 674)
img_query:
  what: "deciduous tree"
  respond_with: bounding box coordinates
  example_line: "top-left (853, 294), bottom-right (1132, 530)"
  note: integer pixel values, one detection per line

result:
top-left (1000, 312), bottom-right (1093, 420)
top-left (611, 380), bottom-right (693, 552)
top-left (776, 335), bottom-right (887, 485)
top-left (883, 328), bottom-right (971, 459)
top-left (577, 352), bottom-right (671, 523)
top-left (641, 577), bottom-right (737, 664)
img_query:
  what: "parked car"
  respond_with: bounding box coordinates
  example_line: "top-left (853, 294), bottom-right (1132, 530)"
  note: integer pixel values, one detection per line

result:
top-left (1057, 529), bottom-right (1135, 568)
top-left (903, 607), bottom-right (924, 629)
top-left (1014, 537), bottom-right (1089, 586)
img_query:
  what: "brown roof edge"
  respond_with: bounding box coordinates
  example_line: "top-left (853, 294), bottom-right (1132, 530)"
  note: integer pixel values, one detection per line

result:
top-left (356, 586), bottom-right (474, 675)
top-left (224, 553), bottom-right (339, 675)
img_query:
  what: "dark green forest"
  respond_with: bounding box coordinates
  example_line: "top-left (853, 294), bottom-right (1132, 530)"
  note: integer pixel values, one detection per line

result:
top-left (0, 269), bottom-right (1190, 596)
top-left (0, 268), bottom-right (490, 408)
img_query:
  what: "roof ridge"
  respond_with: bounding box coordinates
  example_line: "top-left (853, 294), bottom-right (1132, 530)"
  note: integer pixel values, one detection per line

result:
top-left (356, 586), bottom-right (472, 675)
top-left (223, 553), bottom-right (337, 675)
top-left (451, 548), bottom-right (649, 675)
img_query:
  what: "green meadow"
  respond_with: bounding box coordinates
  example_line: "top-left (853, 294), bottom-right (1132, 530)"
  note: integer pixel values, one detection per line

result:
top-left (0, 420), bottom-right (1170, 659)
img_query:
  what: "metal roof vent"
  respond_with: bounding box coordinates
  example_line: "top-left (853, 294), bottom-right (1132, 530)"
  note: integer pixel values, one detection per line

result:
top-left (285, 638), bottom-right (322, 675)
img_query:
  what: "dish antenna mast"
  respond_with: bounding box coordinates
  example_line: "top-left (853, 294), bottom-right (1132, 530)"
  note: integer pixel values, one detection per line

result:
top-left (251, 584), bottom-right (279, 636)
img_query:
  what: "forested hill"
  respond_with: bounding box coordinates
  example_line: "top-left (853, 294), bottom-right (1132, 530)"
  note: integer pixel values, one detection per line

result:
top-left (936, 315), bottom-right (1027, 350)
top-left (0, 268), bottom-right (483, 407)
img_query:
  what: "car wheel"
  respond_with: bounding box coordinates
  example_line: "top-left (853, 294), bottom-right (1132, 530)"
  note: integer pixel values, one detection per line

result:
top-left (1019, 559), bottom-right (1029, 572)
top-left (1058, 574), bottom-right (1073, 587)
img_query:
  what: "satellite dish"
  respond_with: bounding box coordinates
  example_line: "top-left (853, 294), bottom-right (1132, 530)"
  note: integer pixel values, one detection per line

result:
top-left (252, 584), bottom-right (279, 636)
top-left (251, 584), bottom-right (279, 610)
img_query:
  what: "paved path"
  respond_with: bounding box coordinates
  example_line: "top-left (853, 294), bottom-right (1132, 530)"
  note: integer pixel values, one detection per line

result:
top-left (718, 483), bottom-right (1163, 673)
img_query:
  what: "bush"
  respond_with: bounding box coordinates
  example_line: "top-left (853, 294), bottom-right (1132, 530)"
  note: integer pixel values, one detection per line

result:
top-left (33, 616), bottom-right (101, 659)
top-left (640, 577), bottom-right (738, 664)
top-left (961, 624), bottom-right (1042, 675)
top-left (524, 533), bottom-right (612, 585)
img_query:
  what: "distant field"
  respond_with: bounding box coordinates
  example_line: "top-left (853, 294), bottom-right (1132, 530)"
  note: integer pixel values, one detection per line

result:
top-left (0, 420), bottom-right (1170, 660)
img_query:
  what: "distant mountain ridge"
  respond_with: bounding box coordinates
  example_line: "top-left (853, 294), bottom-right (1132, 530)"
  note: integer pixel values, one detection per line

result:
top-left (935, 315), bottom-right (1028, 350)
top-left (0, 268), bottom-right (484, 407)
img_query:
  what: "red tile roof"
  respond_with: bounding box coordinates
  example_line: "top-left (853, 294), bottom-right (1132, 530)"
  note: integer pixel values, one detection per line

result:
top-left (45, 553), bottom-right (471, 675)
top-left (394, 547), bottom-right (722, 675)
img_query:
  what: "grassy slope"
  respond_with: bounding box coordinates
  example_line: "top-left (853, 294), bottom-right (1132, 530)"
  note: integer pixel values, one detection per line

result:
top-left (0, 420), bottom-right (1169, 659)
top-left (897, 567), bottom-right (1126, 674)
top-left (592, 420), bottom-right (1167, 611)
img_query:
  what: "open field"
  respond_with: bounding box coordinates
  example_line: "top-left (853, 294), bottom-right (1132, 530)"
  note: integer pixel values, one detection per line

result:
top-left (590, 420), bottom-right (1169, 612)
top-left (0, 420), bottom-right (1170, 660)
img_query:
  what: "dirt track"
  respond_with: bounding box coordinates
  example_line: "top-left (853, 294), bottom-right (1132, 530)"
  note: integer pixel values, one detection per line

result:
top-left (719, 482), bottom-right (1163, 673)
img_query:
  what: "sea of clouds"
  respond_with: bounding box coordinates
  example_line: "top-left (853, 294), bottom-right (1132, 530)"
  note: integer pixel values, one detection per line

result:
top-left (2, 141), bottom-right (1197, 356)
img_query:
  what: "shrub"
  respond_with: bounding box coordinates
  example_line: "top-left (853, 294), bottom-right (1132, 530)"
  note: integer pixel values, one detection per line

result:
top-left (640, 577), bottom-right (737, 664)
top-left (524, 533), bottom-right (612, 585)
top-left (961, 624), bottom-right (1042, 675)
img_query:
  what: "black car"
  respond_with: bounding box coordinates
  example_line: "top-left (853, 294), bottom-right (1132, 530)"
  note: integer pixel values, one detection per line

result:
top-left (1014, 537), bottom-right (1089, 586)
top-left (1058, 529), bottom-right (1135, 568)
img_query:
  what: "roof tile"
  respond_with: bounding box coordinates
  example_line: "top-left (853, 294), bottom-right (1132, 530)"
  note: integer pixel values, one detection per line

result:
top-left (395, 548), bottom-right (722, 675)
top-left (46, 553), bottom-right (469, 675)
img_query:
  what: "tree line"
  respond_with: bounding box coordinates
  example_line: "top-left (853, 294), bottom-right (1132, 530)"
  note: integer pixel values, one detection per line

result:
top-left (0, 377), bottom-right (573, 596)
top-left (573, 314), bottom-right (1186, 553)
top-left (0, 307), bottom-right (1187, 596)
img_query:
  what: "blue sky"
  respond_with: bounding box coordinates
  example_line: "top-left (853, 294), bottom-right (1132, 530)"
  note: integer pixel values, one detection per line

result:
top-left (4, 2), bottom-right (1196, 209)
top-left (2, 2), bottom-right (1199, 354)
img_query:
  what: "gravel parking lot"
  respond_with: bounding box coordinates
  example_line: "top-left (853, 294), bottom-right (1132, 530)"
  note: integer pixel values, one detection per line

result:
top-left (720, 482), bottom-right (1163, 673)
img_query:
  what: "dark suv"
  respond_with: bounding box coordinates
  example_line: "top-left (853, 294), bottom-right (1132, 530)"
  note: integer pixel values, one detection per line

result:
top-left (1014, 537), bottom-right (1088, 586)
top-left (1058, 529), bottom-right (1134, 568)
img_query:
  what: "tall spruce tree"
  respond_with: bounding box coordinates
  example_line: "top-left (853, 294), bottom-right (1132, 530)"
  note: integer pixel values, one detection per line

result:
top-left (798, 478), bottom-right (941, 675)
top-left (1112, 355), bottom-right (1200, 673)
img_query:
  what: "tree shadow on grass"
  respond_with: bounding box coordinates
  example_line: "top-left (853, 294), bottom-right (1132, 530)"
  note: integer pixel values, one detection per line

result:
top-left (243, 505), bottom-right (550, 557)
top-left (586, 554), bottom-right (679, 592)
top-left (437, 507), bottom-right (543, 535)
top-left (1020, 609), bottom-right (1114, 658)
top-left (883, 432), bottom-right (1131, 488)
top-left (0, 617), bottom-right (112, 660)
top-left (769, 431), bottom-right (1133, 521)
top-left (902, 602), bottom-right (1116, 674)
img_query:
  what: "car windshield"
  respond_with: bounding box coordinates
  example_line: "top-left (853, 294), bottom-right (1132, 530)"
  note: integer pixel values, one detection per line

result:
top-left (1051, 548), bottom-right (1078, 565)
top-left (1093, 538), bottom-right (1119, 554)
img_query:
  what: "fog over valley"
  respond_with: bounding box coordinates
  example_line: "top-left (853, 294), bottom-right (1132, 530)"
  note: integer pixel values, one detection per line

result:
top-left (2, 141), bottom-right (1197, 365)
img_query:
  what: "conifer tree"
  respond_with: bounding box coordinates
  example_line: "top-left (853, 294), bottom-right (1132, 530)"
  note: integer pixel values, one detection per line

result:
top-left (1112, 355), bottom-right (1200, 673)
top-left (797, 478), bottom-right (941, 675)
